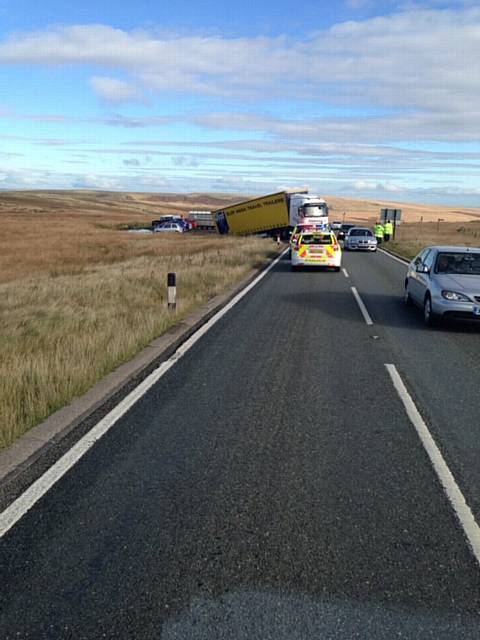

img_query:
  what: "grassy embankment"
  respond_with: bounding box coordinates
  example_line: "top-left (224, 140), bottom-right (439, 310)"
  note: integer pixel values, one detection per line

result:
top-left (0, 204), bottom-right (277, 450)
top-left (387, 220), bottom-right (480, 260)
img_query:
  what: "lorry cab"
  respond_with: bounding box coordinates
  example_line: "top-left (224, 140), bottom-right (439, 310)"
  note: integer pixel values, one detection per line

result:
top-left (289, 194), bottom-right (329, 229)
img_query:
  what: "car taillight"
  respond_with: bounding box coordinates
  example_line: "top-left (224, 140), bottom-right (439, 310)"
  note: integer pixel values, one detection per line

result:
top-left (333, 243), bottom-right (339, 251)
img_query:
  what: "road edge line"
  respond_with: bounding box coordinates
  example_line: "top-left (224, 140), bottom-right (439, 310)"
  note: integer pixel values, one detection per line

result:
top-left (378, 247), bottom-right (410, 265)
top-left (0, 248), bottom-right (288, 538)
top-left (385, 363), bottom-right (480, 568)
top-left (0, 248), bottom-right (285, 486)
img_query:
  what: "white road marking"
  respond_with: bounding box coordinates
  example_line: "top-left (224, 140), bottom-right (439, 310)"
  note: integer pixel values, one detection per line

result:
top-left (0, 249), bottom-right (289, 539)
top-left (342, 268), bottom-right (349, 278)
top-left (378, 248), bottom-right (409, 266)
top-left (386, 363), bottom-right (480, 568)
top-left (351, 286), bottom-right (373, 326)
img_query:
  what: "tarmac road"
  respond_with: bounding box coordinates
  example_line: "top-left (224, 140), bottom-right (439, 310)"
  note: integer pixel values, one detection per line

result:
top-left (1, 249), bottom-right (480, 639)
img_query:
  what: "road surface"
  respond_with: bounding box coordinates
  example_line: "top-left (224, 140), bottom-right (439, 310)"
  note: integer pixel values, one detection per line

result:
top-left (1, 249), bottom-right (480, 639)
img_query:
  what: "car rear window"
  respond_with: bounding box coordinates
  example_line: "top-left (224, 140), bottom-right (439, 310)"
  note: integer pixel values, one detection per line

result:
top-left (300, 234), bottom-right (334, 245)
top-left (350, 229), bottom-right (373, 237)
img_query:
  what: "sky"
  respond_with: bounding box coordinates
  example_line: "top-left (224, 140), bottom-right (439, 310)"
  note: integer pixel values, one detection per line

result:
top-left (0, 0), bottom-right (479, 205)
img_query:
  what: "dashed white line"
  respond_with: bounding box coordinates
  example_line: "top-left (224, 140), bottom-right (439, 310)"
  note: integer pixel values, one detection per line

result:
top-left (386, 363), bottom-right (480, 568)
top-left (351, 286), bottom-right (373, 326)
top-left (342, 268), bottom-right (349, 278)
top-left (0, 249), bottom-right (289, 539)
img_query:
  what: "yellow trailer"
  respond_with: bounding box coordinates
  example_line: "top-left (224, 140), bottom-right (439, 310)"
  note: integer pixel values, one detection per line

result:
top-left (213, 191), bottom-right (293, 235)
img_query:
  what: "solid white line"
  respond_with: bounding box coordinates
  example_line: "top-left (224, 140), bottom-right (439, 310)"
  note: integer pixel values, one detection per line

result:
top-left (378, 248), bottom-right (409, 266)
top-left (351, 286), bottom-right (373, 325)
top-left (385, 364), bottom-right (480, 568)
top-left (342, 268), bottom-right (349, 278)
top-left (0, 248), bottom-right (289, 539)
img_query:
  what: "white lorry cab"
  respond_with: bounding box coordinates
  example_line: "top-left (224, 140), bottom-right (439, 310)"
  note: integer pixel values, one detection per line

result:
top-left (288, 194), bottom-right (329, 230)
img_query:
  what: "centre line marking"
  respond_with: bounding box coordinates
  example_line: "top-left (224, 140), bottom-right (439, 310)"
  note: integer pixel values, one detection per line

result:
top-left (342, 268), bottom-right (349, 278)
top-left (0, 249), bottom-right (289, 539)
top-left (386, 364), bottom-right (480, 568)
top-left (351, 286), bottom-right (373, 325)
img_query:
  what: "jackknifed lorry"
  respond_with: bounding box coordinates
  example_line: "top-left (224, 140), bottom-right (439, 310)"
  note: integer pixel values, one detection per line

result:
top-left (212, 189), bottom-right (329, 236)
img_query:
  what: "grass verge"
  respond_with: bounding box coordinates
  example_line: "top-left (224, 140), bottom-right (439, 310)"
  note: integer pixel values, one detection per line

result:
top-left (0, 233), bottom-right (277, 450)
top-left (385, 220), bottom-right (480, 261)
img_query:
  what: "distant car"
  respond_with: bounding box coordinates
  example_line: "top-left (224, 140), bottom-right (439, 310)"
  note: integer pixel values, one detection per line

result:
top-left (153, 222), bottom-right (184, 234)
top-left (337, 223), bottom-right (356, 240)
top-left (330, 221), bottom-right (342, 230)
top-left (344, 227), bottom-right (377, 251)
top-left (405, 246), bottom-right (480, 325)
top-left (153, 217), bottom-right (190, 231)
top-left (291, 231), bottom-right (341, 271)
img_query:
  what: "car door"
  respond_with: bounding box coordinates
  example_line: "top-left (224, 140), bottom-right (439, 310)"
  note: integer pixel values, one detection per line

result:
top-left (409, 249), bottom-right (431, 303)
top-left (417, 249), bottom-right (436, 300)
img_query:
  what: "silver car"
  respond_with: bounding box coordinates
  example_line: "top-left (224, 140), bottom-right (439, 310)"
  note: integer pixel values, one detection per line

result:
top-left (153, 222), bottom-right (184, 233)
top-left (344, 227), bottom-right (377, 251)
top-left (405, 246), bottom-right (480, 325)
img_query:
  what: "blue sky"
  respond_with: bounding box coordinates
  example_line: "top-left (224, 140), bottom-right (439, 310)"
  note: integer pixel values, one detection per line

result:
top-left (0, 0), bottom-right (479, 205)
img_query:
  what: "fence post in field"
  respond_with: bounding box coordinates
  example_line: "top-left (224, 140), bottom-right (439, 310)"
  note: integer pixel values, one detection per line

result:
top-left (167, 272), bottom-right (177, 311)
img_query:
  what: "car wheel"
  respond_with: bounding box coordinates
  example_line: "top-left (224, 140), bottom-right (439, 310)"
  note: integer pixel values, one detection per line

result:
top-left (423, 294), bottom-right (437, 326)
top-left (333, 266), bottom-right (341, 272)
top-left (404, 281), bottom-right (413, 306)
top-left (291, 264), bottom-right (298, 272)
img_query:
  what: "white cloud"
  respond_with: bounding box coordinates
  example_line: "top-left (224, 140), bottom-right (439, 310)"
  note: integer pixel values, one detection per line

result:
top-left (0, 7), bottom-right (479, 119)
top-left (1, 8), bottom-right (480, 204)
top-left (171, 155), bottom-right (199, 167)
top-left (71, 173), bottom-right (123, 190)
top-left (353, 179), bottom-right (404, 192)
top-left (90, 76), bottom-right (144, 105)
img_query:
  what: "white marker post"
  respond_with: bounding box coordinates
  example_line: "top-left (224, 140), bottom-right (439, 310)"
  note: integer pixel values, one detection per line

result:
top-left (167, 272), bottom-right (177, 311)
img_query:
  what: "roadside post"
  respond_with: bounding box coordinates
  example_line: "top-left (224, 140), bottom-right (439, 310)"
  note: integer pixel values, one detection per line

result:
top-left (167, 272), bottom-right (177, 311)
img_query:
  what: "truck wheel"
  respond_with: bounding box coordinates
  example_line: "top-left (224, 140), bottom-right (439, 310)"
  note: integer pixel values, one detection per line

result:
top-left (333, 266), bottom-right (341, 272)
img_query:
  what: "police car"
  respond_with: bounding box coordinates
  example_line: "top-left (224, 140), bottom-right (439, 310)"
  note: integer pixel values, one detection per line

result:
top-left (291, 231), bottom-right (342, 271)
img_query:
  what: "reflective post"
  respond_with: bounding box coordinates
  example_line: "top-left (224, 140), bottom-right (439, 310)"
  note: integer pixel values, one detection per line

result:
top-left (167, 272), bottom-right (176, 311)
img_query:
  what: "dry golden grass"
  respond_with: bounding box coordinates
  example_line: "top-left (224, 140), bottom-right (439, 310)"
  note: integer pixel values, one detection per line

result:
top-left (0, 192), bottom-right (277, 450)
top-left (386, 220), bottom-right (480, 260)
top-left (326, 195), bottom-right (480, 224)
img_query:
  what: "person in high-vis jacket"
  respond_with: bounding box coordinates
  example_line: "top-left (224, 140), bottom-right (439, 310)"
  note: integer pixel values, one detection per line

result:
top-left (384, 220), bottom-right (393, 241)
top-left (374, 222), bottom-right (384, 244)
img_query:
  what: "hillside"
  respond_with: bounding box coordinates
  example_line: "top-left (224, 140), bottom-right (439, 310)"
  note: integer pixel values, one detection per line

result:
top-left (1, 190), bottom-right (479, 224)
